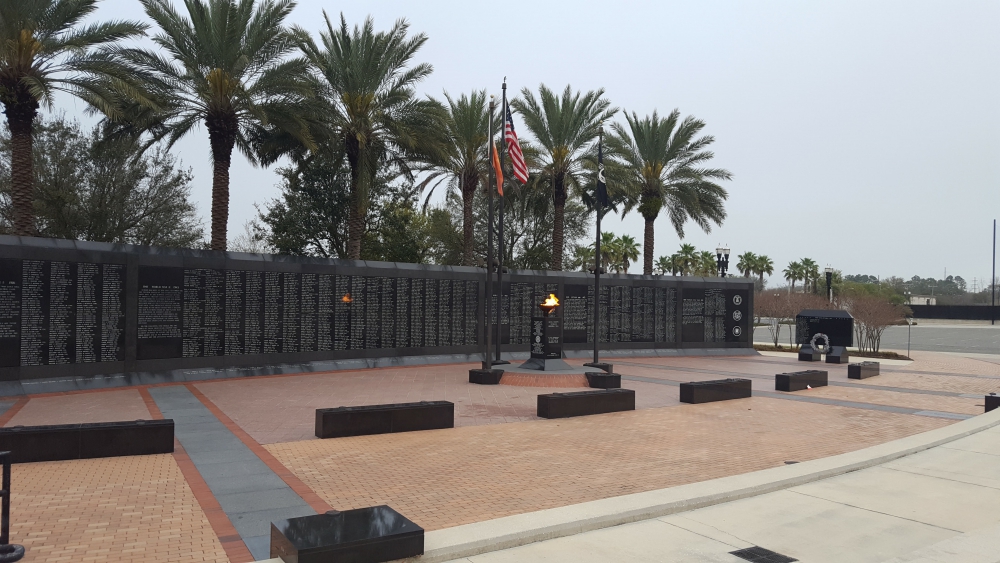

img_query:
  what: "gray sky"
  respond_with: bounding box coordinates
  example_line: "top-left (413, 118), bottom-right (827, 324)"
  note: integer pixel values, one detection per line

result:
top-left (58, 0), bottom-right (1000, 285)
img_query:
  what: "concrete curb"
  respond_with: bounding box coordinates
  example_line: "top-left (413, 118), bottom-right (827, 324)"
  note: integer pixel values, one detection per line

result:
top-left (404, 408), bottom-right (1000, 563)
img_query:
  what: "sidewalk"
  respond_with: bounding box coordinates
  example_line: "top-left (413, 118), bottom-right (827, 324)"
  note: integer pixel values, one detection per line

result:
top-left (439, 410), bottom-right (1000, 563)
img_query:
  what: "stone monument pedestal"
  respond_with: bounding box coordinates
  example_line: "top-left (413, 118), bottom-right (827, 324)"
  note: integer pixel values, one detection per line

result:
top-left (519, 315), bottom-right (572, 371)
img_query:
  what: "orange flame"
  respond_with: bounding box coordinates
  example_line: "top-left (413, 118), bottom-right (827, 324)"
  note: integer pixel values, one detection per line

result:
top-left (341, 293), bottom-right (353, 303)
top-left (540, 294), bottom-right (560, 307)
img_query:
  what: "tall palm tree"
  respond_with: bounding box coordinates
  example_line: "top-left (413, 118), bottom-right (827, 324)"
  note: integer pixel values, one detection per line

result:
top-left (784, 260), bottom-right (804, 293)
top-left (608, 110), bottom-right (731, 275)
top-left (736, 251), bottom-right (757, 277)
top-left (654, 255), bottom-right (671, 275)
top-left (676, 243), bottom-right (698, 276)
top-left (800, 257), bottom-right (819, 293)
top-left (420, 90), bottom-right (488, 266)
top-left (114, 0), bottom-right (315, 250)
top-left (695, 250), bottom-right (717, 277)
top-left (0, 0), bottom-right (146, 236)
top-left (511, 84), bottom-right (616, 270)
top-left (599, 231), bottom-right (619, 272)
top-left (616, 234), bottom-right (640, 274)
top-left (753, 254), bottom-right (774, 286)
top-left (296, 13), bottom-right (447, 259)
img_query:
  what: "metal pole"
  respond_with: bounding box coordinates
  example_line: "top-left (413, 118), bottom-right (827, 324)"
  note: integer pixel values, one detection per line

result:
top-left (495, 81), bottom-right (508, 365)
top-left (907, 320), bottom-right (911, 359)
top-left (594, 193), bottom-right (602, 364)
top-left (482, 98), bottom-right (495, 370)
top-left (992, 219), bottom-right (996, 326)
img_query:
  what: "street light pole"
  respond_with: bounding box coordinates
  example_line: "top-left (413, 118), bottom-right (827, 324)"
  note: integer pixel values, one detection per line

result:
top-left (824, 267), bottom-right (834, 303)
top-left (715, 246), bottom-right (730, 277)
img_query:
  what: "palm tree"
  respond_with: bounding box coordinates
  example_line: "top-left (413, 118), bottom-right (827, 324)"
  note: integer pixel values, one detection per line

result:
top-left (420, 90), bottom-right (489, 266)
top-left (114, 0), bottom-right (315, 250)
top-left (676, 243), bottom-right (698, 276)
top-left (616, 234), bottom-right (640, 274)
top-left (800, 257), bottom-right (819, 293)
top-left (296, 14), bottom-right (447, 259)
top-left (570, 244), bottom-right (594, 272)
top-left (0, 0), bottom-right (146, 236)
top-left (654, 255), bottom-right (671, 275)
top-left (736, 251), bottom-right (757, 277)
top-left (599, 231), bottom-right (619, 272)
top-left (784, 260), bottom-right (804, 293)
top-left (609, 110), bottom-right (731, 275)
top-left (511, 84), bottom-right (616, 270)
top-left (695, 250), bottom-right (717, 277)
top-left (753, 254), bottom-right (774, 286)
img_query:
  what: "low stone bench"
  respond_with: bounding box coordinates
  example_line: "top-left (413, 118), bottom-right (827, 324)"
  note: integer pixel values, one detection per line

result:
top-left (680, 379), bottom-right (752, 404)
top-left (315, 401), bottom-right (454, 439)
top-left (468, 368), bottom-right (504, 385)
top-left (986, 394), bottom-right (998, 413)
top-left (270, 505), bottom-right (423, 563)
top-left (585, 372), bottom-right (621, 389)
top-left (537, 389), bottom-right (635, 419)
top-left (0, 419), bottom-right (174, 463)
top-left (775, 370), bottom-right (828, 392)
top-left (848, 361), bottom-right (880, 379)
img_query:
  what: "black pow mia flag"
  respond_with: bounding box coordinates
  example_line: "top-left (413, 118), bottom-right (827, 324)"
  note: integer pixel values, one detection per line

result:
top-left (596, 131), bottom-right (609, 208)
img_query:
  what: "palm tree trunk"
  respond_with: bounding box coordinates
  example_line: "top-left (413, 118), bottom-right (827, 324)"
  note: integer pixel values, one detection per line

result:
top-left (461, 177), bottom-right (475, 266)
top-left (208, 113), bottom-right (237, 251)
top-left (551, 178), bottom-right (566, 271)
top-left (7, 105), bottom-right (37, 236)
top-left (643, 217), bottom-right (654, 275)
top-left (347, 204), bottom-right (364, 259)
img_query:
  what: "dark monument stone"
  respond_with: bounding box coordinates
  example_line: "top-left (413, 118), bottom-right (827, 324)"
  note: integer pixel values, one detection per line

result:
top-left (315, 401), bottom-right (454, 439)
top-left (775, 370), bottom-right (828, 392)
top-left (798, 344), bottom-right (821, 362)
top-left (796, 309), bottom-right (854, 348)
top-left (679, 378), bottom-right (752, 404)
top-left (468, 369), bottom-right (504, 385)
top-left (583, 362), bottom-right (613, 373)
top-left (826, 346), bottom-right (849, 364)
top-left (536, 388), bottom-right (635, 418)
top-left (270, 505), bottom-right (423, 563)
top-left (585, 371), bottom-right (621, 389)
top-left (984, 393), bottom-right (998, 413)
top-left (0, 420), bottom-right (173, 463)
top-left (519, 313), bottom-right (572, 371)
top-left (848, 361), bottom-right (880, 379)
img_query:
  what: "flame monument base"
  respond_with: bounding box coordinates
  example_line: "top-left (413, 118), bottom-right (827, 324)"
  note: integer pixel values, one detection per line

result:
top-left (518, 315), bottom-right (572, 371)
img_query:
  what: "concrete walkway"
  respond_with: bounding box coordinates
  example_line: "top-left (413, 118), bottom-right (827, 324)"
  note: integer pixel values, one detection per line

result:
top-left (441, 413), bottom-right (1000, 563)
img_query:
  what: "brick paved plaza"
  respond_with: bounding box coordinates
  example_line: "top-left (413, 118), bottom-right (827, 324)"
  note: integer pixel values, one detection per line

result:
top-left (5, 350), bottom-right (998, 562)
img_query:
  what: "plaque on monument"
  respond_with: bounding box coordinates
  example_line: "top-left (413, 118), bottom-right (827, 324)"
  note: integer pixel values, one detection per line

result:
top-left (562, 284), bottom-right (589, 344)
top-left (137, 266), bottom-right (183, 360)
top-left (0, 259), bottom-right (21, 367)
top-left (518, 294), bottom-right (571, 371)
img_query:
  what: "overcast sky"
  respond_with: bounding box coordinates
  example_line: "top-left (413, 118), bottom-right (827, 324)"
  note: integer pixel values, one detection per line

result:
top-left (56, 0), bottom-right (999, 286)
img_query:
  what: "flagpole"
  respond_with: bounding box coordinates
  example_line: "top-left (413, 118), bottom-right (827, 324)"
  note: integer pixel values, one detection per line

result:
top-left (593, 125), bottom-right (603, 365)
top-left (495, 79), bottom-right (509, 365)
top-left (482, 96), bottom-right (496, 370)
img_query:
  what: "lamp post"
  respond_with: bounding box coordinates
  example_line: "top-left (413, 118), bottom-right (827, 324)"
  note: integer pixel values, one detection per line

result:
top-left (824, 267), bottom-right (834, 303)
top-left (716, 246), bottom-right (730, 277)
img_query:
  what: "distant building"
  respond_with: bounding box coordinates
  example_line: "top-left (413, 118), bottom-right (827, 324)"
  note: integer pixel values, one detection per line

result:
top-left (908, 295), bottom-right (936, 306)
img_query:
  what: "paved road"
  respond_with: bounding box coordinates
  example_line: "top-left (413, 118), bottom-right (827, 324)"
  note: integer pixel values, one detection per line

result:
top-left (754, 322), bottom-right (1000, 355)
top-left (444, 419), bottom-right (1000, 563)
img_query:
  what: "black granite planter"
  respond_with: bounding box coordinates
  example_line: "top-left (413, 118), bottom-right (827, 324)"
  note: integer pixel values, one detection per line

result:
top-left (826, 346), bottom-right (850, 364)
top-left (848, 361), bottom-right (880, 379)
top-left (775, 370), bottom-right (828, 392)
top-left (679, 378), bottom-right (752, 404)
top-left (270, 505), bottom-right (423, 563)
top-left (315, 401), bottom-right (454, 439)
top-left (536, 389), bottom-right (635, 419)
top-left (0, 419), bottom-right (174, 463)
top-left (585, 372), bottom-right (621, 389)
top-left (469, 369), bottom-right (504, 385)
top-left (798, 344), bottom-right (821, 362)
top-left (986, 394), bottom-right (999, 413)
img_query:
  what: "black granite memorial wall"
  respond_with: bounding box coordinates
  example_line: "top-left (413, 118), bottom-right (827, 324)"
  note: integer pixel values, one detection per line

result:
top-left (0, 236), bottom-right (753, 391)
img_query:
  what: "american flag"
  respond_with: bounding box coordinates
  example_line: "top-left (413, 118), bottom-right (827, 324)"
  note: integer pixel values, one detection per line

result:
top-left (504, 104), bottom-right (529, 184)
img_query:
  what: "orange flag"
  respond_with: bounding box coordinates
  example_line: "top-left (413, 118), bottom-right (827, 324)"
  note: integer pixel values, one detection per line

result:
top-left (491, 141), bottom-right (504, 196)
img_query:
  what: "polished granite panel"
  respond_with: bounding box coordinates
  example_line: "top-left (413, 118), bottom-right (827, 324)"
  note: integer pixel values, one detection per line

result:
top-left (848, 361), bottom-right (881, 380)
top-left (825, 346), bottom-right (850, 364)
top-left (315, 401), bottom-right (454, 439)
top-left (270, 506), bottom-right (423, 563)
top-left (775, 370), bottom-right (828, 392)
top-left (986, 394), bottom-right (998, 413)
top-left (0, 419), bottom-right (173, 463)
top-left (797, 345), bottom-right (821, 362)
top-left (679, 378), bottom-right (752, 404)
top-left (536, 388), bottom-right (635, 419)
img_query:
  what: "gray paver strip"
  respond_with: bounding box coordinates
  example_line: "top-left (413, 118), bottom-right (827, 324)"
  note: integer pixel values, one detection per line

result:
top-left (148, 385), bottom-right (315, 561)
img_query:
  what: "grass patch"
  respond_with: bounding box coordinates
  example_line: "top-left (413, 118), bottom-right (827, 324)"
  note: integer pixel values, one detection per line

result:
top-left (753, 343), bottom-right (910, 361)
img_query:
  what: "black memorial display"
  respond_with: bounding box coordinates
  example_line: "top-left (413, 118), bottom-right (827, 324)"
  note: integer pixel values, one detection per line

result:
top-left (518, 294), bottom-right (572, 371)
top-left (585, 372), bottom-right (621, 389)
top-left (270, 505), bottom-right (423, 563)
top-left (986, 394), bottom-right (998, 413)
top-left (536, 388), bottom-right (635, 418)
top-left (775, 370), bottom-right (828, 392)
top-left (315, 401), bottom-right (454, 439)
top-left (0, 419), bottom-right (173, 463)
top-left (826, 346), bottom-right (849, 364)
top-left (0, 236), bottom-right (752, 391)
top-left (679, 379), bottom-right (752, 404)
top-left (848, 361), bottom-right (880, 379)
top-left (798, 345), bottom-right (821, 362)
top-left (796, 309), bottom-right (853, 348)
